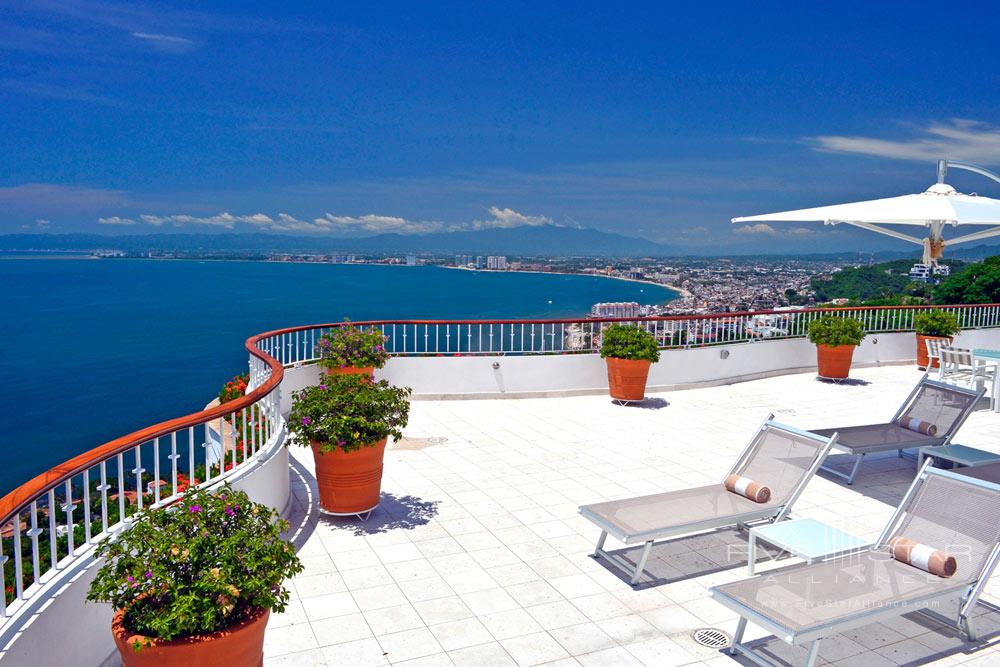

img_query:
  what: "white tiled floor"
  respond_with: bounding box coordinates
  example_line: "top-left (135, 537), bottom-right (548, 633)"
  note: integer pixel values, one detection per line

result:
top-left (268, 366), bottom-right (1000, 666)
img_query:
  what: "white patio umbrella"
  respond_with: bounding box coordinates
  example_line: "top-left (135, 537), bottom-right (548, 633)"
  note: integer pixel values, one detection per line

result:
top-left (732, 160), bottom-right (1000, 265)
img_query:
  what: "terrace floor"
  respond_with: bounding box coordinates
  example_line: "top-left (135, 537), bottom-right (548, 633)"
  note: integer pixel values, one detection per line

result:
top-left (267, 366), bottom-right (1000, 667)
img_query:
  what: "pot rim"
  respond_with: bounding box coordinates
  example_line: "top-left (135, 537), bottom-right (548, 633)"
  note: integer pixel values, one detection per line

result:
top-left (112, 605), bottom-right (269, 650)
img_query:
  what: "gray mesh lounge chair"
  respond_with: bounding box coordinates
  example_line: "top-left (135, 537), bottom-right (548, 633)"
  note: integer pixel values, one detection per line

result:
top-left (811, 375), bottom-right (982, 485)
top-left (579, 418), bottom-right (836, 586)
top-left (710, 462), bottom-right (1000, 667)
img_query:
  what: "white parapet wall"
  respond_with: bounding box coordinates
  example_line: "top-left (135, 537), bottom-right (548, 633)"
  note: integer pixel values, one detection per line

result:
top-left (280, 328), bottom-right (1000, 400)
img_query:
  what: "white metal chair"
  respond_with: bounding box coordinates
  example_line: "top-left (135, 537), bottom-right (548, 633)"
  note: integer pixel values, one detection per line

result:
top-left (924, 337), bottom-right (947, 369)
top-left (940, 347), bottom-right (997, 409)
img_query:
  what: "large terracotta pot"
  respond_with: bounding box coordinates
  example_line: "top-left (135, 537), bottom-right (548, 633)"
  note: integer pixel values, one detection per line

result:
top-left (112, 607), bottom-right (269, 667)
top-left (916, 334), bottom-right (951, 370)
top-left (311, 438), bottom-right (386, 514)
top-left (605, 357), bottom-right (652, 401)
top-left (816, 344), bottom-right (855, 379)
top-left (323, 365), bottom-right (374, 377)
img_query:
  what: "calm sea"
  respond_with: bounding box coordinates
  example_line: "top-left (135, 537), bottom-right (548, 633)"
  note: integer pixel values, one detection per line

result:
top-left (0, 259), bottom-right (675, 494)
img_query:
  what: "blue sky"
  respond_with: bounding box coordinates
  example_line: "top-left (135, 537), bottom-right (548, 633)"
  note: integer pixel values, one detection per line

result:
top-left (2, 1), bottom-right (999, 253)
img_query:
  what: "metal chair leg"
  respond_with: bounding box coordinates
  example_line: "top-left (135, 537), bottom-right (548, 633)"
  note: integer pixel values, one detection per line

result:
top-left (630, 540), bottom-right (653, 586)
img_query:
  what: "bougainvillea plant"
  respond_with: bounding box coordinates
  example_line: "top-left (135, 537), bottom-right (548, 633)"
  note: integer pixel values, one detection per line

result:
top-left (288, 374), bottom-right (411, 454)
top-left (218, 373), bottom-right (249, 404)
top-left (86, 486), bottom-right (302, 649)
top-left (317, 322), bottom-right (390, 370)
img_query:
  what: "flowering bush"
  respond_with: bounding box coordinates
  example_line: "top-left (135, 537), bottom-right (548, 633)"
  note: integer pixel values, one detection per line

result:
top-left (218, 373), bottom-right (249, 404)
top-left (317, 322), bottom-right (390, 369)
top-left (288, 374), bottom-right (411, 454)
top-left (86, 486), bottom-right (302, 648)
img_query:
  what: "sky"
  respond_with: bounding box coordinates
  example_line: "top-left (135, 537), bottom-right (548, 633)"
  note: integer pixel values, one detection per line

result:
top-left (2, 1), bottom-right (1000, 254)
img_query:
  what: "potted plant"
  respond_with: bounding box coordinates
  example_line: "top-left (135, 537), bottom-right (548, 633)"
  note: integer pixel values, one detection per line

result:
top-left (317, 322), bottom-right (390, 377)
top-left (807, 316), bottom-right (866, 379)
top-left (87, 486), bottom-right (302, 667)
top-left (914, 310), bottom-right (960, 369)
top-left (599, 324), bottom-right (661, 402)
top-left (289, 374), bottom-right (411, 515)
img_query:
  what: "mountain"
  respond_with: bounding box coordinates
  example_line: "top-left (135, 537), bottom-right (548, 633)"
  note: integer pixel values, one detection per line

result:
top-left (0, 226), bottom-right (674, 257)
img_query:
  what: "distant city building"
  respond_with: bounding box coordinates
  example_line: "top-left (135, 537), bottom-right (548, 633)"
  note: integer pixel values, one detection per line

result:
top-left (590, 302), bottom-right (641, 318)
top-left (454, 254), bottom-right (472, 267)
top-left (405, 254), bottom-right (417, 266)
top-left (909, 263), bottom-right (950, 283)
top-left (475, 256), bottom-right (484, 269)
top-left (486, 255), bottom-right (508, 270)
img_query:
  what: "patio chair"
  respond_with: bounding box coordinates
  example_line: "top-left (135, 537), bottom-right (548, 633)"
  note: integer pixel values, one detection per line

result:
top-left (811, 375), bottom-right (982, 485)
top-left (924, 336), bottom-right (947, 370)
top-left (710, 462), bottom-right (1000, 667)
top-left (579, 418), bottom-right (836, 586)
top-left (938, 346), bottom-right (976, 384)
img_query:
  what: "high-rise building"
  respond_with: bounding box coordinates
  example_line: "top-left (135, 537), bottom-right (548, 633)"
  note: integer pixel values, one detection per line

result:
top-left (475, 256), bottom-right (484, 269)
top-left (486, 255), bottom-right (508, 270)
top-left (454, 254), bottom-right (472, 267)
top-left (405, 254), bottom-right (417, 266)
top-left (590, 302), bottom-right (641, 318)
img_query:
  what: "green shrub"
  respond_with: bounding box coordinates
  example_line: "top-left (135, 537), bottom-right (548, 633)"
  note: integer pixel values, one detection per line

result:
top-left (599, 324), bottom-right (661, 362)
top-left (807, 316), bottom-right (866, 347)
top-left (317, 321), bottom-right (390, 370)
top-left (913, 310), bottom-right (960, 337)
top-left (288, 374), bottom-right (411, 454)
top-left (86, 486), bottom-right (302, 647)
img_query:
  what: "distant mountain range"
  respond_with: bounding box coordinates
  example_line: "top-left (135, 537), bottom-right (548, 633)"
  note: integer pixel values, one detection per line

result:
top-left (0, 226), bottom-right (674, 257)
top-left (4, 227), bottom-right (1000, 261)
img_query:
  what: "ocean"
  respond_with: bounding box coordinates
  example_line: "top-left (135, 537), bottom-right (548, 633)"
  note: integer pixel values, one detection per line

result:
top-left (0, 258), bottom-right (675, 494)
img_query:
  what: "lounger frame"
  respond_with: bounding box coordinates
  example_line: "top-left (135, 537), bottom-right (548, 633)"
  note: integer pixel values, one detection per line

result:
top-left (580, 417), bottom-right (837, 586)
top-left (818, 375), bottom-right (983, 485)
top-left (711, 463), bottom-right (1000, 667)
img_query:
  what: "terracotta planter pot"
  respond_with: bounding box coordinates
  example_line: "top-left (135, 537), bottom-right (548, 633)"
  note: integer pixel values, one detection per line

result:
top-left (916, 334), bottom-right (952, 370)
top-left (605, 357), bottom-right (652, 401)
top-left (112, 607), bottom-right (269, 667)
top-left (311, 438), bottom-right (387, 514)
top-left (323, 365), bottom-right (374, 377)
top-left (816, 344), bottom-right (855, 379)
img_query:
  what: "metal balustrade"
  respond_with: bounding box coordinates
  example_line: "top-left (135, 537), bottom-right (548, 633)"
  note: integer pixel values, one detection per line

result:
top-left (254, 304), bottom-right (1000, 366)
top-left (0, 338), bottom-right (284, 626)
top-left (0, 302), bottom-right (998, 633)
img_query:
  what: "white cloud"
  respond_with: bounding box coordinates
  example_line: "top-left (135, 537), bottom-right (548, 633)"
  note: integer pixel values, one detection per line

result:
top-left (131, 32), bottom-right (197, 53)
top-left (733, 223), bottom-right (776, 236)
top-left (137, 212), bottom-right (272, 228)
top-left (98, 216), bottom-right (136, 225)
top-left (473, 206), bottom-right (552, 230)
top-left (316, 213), bottom-right (445, 234)
top-left (808, 119), bottom-right (1000, 164)
top-left (35, 218), bottom-right (50, 228)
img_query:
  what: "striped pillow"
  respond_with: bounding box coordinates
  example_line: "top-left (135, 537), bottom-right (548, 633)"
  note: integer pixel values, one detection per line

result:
top-left (888, 536), bottom-right (956, 578)
top-left (897, 416), bottom-right (937, 436)
top-left (724, 474), bottom-right (771, 503)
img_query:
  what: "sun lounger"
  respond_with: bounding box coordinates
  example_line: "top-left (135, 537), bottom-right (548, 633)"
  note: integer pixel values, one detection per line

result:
top-left (811, 375), bottom-right (982, 485)
top-left (579, 417), bottom-right (836, 586)
top-left (710, 462), bottom-right (1000, 667)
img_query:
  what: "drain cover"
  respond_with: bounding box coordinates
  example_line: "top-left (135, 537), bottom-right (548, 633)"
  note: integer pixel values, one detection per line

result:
top-left (692, 627), bottom-right (732, 649)
top-left (427, 436), bottom-right (448, 445)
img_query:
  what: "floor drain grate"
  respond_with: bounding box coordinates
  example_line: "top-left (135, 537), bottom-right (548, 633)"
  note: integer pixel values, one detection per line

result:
top-left (692, 627), bottom-right (732, 649)
top-left (427, 436), bottom-right (448, 445)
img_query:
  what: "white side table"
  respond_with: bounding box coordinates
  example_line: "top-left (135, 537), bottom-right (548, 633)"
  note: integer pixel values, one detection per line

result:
top-left (917, 444), bottom-right (1000, 470)
top-left (747, 517), bottom-right (868, 576)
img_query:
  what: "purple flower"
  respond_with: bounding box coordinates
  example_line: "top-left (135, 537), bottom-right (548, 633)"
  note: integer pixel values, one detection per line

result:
top-left (337, 439), bottom-right (346, 447)
top-left (319, 385), bottom-right (327, 390)
top-left (126, 575), bottom-right (135, 583)
top-left (301, 417), bottom-right (312, 426)
top-left (225, 506), bottom-right (235, 517)
top-left (144, 571), bottom-right (152, 579)
top-left (189, 505), bottom-right (202, 513)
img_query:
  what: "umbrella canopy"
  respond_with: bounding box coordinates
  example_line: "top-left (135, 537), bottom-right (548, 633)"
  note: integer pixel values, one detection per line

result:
top-left (732, 182), bottom-right (1000, 264)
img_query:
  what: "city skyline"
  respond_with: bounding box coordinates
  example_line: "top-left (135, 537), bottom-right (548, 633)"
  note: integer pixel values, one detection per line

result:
top-left (2, 2), bottom-right (999, 253)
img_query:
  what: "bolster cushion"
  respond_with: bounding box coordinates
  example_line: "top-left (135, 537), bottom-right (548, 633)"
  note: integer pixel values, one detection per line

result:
top-left (897, 416), bottom-right (938, 436)
top-left (888, 535), bottom-right (956, 578)
top-left (724, 474), bottom-right (771, 503)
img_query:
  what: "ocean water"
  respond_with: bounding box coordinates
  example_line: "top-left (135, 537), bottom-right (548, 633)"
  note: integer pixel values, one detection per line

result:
top-left (0, 259), bottom-right (675, 494)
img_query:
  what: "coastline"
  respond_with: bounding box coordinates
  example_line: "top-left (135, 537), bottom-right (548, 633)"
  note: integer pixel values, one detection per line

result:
top-left (441, 264), bottom-right (690, 302)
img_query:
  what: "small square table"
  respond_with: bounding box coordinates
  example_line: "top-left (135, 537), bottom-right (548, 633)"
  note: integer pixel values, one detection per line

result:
top-left (917, 444), bottom-right (1000, 470)
top-left (747, 517), bottom-right (868, 576)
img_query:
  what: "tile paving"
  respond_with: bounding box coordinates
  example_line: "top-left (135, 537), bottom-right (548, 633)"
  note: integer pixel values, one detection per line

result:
top-left (268, 365), bottom-right (1000, 666)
